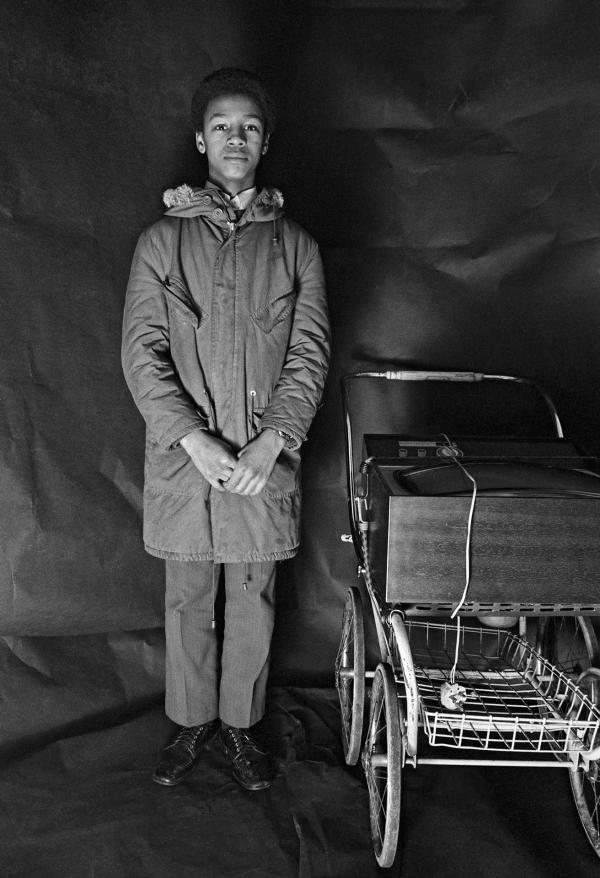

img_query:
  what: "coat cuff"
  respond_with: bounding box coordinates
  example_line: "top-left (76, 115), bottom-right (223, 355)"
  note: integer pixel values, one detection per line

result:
top-left (162, 418), bottom-right (209, 451)
top-left (259, 418), bottom-right (302, 451)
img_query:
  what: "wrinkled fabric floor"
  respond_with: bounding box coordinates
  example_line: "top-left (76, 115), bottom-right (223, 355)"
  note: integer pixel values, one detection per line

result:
top-left (1, 687), bottom-right (597, 878)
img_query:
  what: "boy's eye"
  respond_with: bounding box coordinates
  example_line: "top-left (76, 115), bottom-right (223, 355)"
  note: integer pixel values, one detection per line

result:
top-left (214, 124), bottom-right (227, 131)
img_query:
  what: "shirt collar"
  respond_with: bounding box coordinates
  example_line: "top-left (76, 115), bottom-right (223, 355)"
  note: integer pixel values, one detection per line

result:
top-left (205, 182), bottom-right (257, 211)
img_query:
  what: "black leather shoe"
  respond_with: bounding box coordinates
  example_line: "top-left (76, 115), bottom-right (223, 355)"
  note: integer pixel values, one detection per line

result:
top-left (152, 720), bottom-right (218, 786)
top-left (220, 725), bottom-right (274, 791)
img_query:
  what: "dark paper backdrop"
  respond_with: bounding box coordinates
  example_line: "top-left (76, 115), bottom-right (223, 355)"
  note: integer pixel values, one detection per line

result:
top-left (2, 0), bottom-right (600, 756)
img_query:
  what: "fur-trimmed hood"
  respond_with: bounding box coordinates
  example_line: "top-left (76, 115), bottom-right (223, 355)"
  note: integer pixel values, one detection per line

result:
top-left (162, 182), bottom-right (285, 224)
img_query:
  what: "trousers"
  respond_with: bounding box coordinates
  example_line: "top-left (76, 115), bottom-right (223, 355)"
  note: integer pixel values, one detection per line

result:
top-left (164, 559), bottom-right (277, 728)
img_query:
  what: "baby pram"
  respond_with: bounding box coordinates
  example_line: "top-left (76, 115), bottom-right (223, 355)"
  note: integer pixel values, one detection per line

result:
top-left (336, 370), bottom-right (600, 867)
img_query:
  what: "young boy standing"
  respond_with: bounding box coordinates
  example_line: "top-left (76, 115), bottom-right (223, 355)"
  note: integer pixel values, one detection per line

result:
top-left (122, 69), bottom-right (330, 790)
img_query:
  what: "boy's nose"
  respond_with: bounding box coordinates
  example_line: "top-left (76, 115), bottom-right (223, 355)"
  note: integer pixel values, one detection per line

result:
top-left (227, 129), bottom-right (246, 145)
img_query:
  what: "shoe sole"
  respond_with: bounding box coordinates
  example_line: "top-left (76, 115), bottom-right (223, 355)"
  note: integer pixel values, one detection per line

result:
top-left (152, 772), bottom-right (185, 786)
top-left (231, 769), bottom-right (272, 792)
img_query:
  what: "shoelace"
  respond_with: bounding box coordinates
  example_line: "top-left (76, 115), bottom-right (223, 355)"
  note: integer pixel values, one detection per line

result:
top-left (224, 728), bottom-right (261, 760)
top-left (169, 724), bottom-right (211, 755)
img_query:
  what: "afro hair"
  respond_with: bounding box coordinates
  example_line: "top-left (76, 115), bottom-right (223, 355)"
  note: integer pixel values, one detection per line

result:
top-left (190, 68), bottom-right (276, 135)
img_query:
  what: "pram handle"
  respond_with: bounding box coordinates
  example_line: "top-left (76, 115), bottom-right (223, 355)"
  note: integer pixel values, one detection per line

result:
top-left (348, 370), bottom-right (486, 381)
top-left (341, 369), bottom-right (565, 549)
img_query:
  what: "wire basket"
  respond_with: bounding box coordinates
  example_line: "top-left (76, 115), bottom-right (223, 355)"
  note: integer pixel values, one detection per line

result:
top-left (394, 621), bottom-right (600, 753)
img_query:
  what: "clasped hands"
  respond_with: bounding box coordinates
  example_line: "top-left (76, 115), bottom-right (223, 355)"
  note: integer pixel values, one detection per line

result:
top-left (180, 428), bottom-right (286, 496)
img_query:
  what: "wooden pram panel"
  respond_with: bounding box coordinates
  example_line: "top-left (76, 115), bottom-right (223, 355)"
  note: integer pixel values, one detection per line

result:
top-left (382, 494), bottom-right (600, 606)
top-left (364, 450), bottom-right (600, 610)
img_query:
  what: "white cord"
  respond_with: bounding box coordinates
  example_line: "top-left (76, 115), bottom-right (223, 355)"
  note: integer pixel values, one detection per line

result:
top-left (440, 435), bottom-right (478, 686)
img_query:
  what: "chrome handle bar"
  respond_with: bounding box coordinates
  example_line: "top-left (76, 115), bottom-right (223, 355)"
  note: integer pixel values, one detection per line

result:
top-left (341, 370), bottom-right (564, 547)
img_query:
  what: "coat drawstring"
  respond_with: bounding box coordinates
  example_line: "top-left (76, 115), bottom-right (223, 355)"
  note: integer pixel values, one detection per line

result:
top-left (272, 209), bottom-right (279, 244)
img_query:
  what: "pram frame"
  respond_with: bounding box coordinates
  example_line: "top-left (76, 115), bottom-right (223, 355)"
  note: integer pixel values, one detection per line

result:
top-left (336, 369), bottom-right (600, 868)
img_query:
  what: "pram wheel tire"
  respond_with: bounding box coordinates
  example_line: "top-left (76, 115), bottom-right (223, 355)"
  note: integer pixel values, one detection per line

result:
top-left (569, 668), bottom-right (600, 858)
top-left (536, 617), bottom-right (600, 857)
top-left (336, 587), bottom-right (366, 765)
top-left (362, 662), bottom-right (402, 868)
top-left (570, 765), bottom-right (600, 858)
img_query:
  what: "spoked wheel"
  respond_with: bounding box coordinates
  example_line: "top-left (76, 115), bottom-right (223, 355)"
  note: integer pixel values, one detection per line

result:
top-left (361, 663), bottom-right (402, 868)
top-left (569, 668), bottom-right (600, 859)
top-left (536, 616), bottom-right (600, 699)
top-left (536, 618), bottom-right (600, 858)
top-left (335, 587), bottom-right (366, 765)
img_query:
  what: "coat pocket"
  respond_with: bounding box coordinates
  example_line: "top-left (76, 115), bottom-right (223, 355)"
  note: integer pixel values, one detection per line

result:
top-left (144, 432), bottom-right (200, 495)
top-left (162, 275), bottom-right (203, 329)
top-left (252, 286), bottom-right (297, 333)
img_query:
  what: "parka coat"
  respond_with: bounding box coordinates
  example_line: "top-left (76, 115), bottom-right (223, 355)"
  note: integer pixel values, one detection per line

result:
top-left (122, 183), bottom-right (330, 562)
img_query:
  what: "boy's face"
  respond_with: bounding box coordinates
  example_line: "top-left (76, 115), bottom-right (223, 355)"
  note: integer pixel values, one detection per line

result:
top-left (196, 94), bottom-right (269, 195)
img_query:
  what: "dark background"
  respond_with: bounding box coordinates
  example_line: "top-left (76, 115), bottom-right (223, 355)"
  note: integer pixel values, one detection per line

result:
top-left (2, 0), bottom-right (600, 875)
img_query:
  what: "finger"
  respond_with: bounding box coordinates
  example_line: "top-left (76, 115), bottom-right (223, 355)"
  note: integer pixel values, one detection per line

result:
top-left (230, 458), bottom-right (254, 481)
top-left (191, 460), bottom-right (224, 490)
top-left (241, 474), bottom-right (267, 496)
top-left (228, 469), bottom-right (256, 494)
top-left (229, 477), bottom-right (252, 494)
top-left (224, 471), bottom-right (244, 492)
top-left (206, 475), bottom-right (225, 491)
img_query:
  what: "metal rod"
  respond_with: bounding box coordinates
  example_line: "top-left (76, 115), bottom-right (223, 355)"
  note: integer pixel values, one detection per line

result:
top-left (483, 374), bottom-right (564, 438)
top-left (340, 668), bottom-right (376, 681)
top-left (417, 758), bottom-right (571, 768)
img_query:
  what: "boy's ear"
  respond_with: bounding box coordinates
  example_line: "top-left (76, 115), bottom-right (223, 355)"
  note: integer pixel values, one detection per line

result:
top-left (195, 132), bottom-right (206, 154)
top-left (262, 133), bottom-right (270, 155)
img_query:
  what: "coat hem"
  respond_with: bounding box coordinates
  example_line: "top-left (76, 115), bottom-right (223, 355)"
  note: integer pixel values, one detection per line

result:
top-left (144, 544), bottom-right (299, 562)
